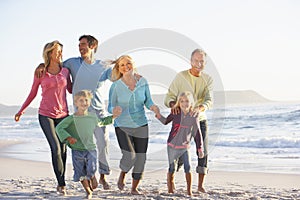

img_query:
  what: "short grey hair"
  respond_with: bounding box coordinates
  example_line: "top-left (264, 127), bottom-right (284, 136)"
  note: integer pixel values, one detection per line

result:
top-left (191, 48), bottom-right (207, 59)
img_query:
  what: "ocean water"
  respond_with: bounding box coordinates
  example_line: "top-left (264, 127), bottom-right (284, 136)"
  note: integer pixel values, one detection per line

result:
top-left (1, 102), bottom-right (299, 174)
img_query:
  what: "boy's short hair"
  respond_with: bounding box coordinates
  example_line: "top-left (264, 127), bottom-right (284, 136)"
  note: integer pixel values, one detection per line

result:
top-left (74, 90), bottom-right (93, 102)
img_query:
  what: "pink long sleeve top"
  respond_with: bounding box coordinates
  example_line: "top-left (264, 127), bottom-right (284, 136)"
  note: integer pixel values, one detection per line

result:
top-left (17, 67), bottom-right (72, 118)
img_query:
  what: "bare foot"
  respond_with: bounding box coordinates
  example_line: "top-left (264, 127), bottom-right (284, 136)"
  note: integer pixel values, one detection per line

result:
top-left (86, 191), bottom-right (92, 199)
top-left (90, 176), bottom-right (98, 190)
top-left (187, 190), bottom-right (193, 196)
top-left (198, 187), bottom-right (206, 193)
top-left (99, 178), bottom-right (110, 190)
top-left (131, 188), bottom-right (141, 195)
top-left (117, 180), bottom-right (125, 190)
top-left (56, 186), bottom-right (67, 196)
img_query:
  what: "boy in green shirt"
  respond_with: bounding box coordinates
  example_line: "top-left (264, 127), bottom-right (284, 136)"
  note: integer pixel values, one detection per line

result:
top-left (56, 90), bottom-right (121, 199)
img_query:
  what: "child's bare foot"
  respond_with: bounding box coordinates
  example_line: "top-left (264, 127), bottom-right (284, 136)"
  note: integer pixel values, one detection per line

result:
top-left (187, 189), bottom-right (193, 196)
top-left (86, 191), bottom-right (92, 199)
top-left (90, 176), bottom-right (98, 190)
top-left (131, 188), bottom-right (141, 195)
top-left (198, 187), bottom-right (206, 193)
top-left (99, 178), bottom-right (110, 190)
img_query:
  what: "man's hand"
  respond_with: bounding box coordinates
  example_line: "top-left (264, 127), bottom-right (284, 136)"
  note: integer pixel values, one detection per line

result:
top-left (171, 105), bottom-right (180, 115)
top-left (198, 149), bottom-right (204, 158)
top-left (35, 63), bottom-right (46, 78)
top-left (191, 105), bottom-right (205, 117)
top-left (169, 101), bottom-right (180, 115)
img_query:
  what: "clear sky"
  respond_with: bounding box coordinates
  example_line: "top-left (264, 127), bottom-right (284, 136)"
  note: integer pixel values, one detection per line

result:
top-left (1, 0), bottom-right (300, 108)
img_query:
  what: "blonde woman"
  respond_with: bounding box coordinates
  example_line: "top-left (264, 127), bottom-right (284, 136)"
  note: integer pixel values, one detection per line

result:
top-left (108, 55), bottom-right (160, 195)
top-left (15, 40), bottom-right (72, 195)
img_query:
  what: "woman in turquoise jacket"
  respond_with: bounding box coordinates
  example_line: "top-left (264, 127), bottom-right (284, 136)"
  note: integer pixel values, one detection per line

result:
top-left (108, 55), bottom-right (160, 195)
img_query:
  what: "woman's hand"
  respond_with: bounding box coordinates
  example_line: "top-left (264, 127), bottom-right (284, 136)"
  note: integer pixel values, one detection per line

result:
top-left (14, 113), bottom-right (22, 122)
top-left (150, 105), bottom-right (160, 115)
top-left (112, 106), bottom-right (122, 118)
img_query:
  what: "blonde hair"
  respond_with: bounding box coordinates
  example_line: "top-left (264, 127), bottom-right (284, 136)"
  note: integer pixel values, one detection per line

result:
top-left (174, 91), bottom-right (195, 111)
top-left (43, 40), bottom-right (63, 68)
top-left (111, 55), bottom-right (137, 81)
top-left (74, 90), bottom-right (93, 103)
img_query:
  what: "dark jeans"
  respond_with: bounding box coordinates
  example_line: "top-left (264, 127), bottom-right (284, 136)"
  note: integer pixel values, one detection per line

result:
top-left (38, 114), bottom-right (67, 186)
top-left (115, 125), bottom-right (148, 180)
top-left (196, 120), bottom-right (208, 174)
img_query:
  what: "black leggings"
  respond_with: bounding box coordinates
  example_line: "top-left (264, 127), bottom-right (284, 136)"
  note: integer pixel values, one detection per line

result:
top-left (38, 114), bottom-right (67, 186)
top-left (115, 125), bottom-right (148, 180)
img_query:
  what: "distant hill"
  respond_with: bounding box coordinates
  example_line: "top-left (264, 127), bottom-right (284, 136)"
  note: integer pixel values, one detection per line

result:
top-left (0, 90), bottom-right (272, 116)
top-left (152, 90), bottom-right (272, 107)
top-left (0, 104), bottom-right (37, 117)
top-left (215, 90), bottom-right (272, 105)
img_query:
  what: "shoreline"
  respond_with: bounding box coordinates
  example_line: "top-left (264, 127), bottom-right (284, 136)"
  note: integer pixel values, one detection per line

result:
top-left (0, 140), bottom-right (300, 199)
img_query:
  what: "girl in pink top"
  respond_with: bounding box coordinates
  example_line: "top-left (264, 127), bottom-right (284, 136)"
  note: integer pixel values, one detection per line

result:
top-left (15, 40), bottom-right (72, 195)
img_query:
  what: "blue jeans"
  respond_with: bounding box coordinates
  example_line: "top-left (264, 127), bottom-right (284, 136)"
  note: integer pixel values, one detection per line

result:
top-left (72, 149), bottom-right (97, 182)
top-left (38, 114), bottom-right (67, 187)
top-left (94, 110), bottom-right (110, 175)
top-left (168, 146), bottom-right (191, 173)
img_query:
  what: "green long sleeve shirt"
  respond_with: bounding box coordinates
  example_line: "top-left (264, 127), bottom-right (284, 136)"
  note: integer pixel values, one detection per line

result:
top-left (56, 113), bottom-right (113, 151)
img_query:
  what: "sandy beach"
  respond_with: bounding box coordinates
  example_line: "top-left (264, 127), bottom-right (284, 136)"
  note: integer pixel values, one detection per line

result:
top-left (0, 141), bottom-right (299, 199)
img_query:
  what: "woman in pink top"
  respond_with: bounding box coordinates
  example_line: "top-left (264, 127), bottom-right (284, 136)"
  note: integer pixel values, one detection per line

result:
top-left (15, 40), bottom-right (72, 195)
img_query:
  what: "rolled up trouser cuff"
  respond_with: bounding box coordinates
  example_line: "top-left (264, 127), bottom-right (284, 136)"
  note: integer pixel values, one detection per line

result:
top-left (132, 173), bottom-right (143, 180)
top-left (98, 168), bottom-right (111, 175)
top-left (196, 166), bottom-right (208, 174)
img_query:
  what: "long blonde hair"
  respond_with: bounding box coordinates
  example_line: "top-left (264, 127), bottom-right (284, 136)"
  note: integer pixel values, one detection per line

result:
top-left (174, 91), bottom-right (195, 111)
top-left (111, 55), bottom-right (137, 81)
top-left (43, 40), bottom-right (63, 68)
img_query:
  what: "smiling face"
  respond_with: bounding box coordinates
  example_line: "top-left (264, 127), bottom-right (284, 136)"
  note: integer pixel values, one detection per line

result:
top-left (74, 95), bottom-right (91, 112)
top-left (179, 95), bottom-right (192, 113)
top-left (118, 57), bottom-right (134, 75)
top-left (190, 51), bottom-right (206, 75)
top-left (78, 38), bottom-right (94, 59)
top-left (50, 45), bottom-right (63, 64)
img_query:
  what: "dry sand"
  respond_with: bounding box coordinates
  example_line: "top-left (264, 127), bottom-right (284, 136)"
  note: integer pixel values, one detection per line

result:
top-left (0, 141), bottom-right (299, 199)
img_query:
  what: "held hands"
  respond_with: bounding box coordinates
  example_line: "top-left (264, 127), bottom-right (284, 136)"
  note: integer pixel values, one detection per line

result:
top-left (35, 63), bottom-right (46, 78)
top-left (67, 137), bottom-right (77, 145)
top-left (112, 106), bottom-right (122, 118)
top-left (150, 105), bottom-right (160, 117)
